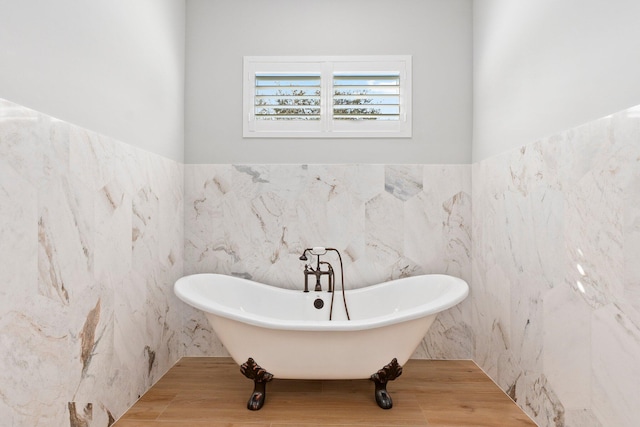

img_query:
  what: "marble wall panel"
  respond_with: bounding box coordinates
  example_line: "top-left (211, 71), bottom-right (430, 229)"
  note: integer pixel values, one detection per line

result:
top-left (183, 163), bottom-right (473, 360)
top-left (0, 99), bottom-right (183, 426)
top-left (10, 93), bottom-right (640, 427)
top-left (472, 105), bottom-right (640, 426)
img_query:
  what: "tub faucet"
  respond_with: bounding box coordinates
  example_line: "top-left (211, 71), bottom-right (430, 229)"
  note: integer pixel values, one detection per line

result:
top-left (299, 247), bottom-right (350, 320)
top-left (299, 247), bottom-right (334, 292)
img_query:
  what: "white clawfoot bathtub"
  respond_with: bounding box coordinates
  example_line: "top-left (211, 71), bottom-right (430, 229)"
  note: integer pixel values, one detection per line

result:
top-left (174, 273), bottom-right (469, 380)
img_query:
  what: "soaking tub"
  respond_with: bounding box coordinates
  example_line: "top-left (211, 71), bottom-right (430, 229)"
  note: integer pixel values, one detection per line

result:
top-left (174, 273), bottom-right (468, 409)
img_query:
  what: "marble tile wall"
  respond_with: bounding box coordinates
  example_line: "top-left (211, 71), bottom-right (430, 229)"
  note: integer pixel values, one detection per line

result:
top-left (472, 105), bottom-right (640, 426)
top-left (183, 163), bottom-right (474, 359)
top-left (0, 99), bottom-right (184, 426)
top-left (6, 95), bottom-right (638, 427)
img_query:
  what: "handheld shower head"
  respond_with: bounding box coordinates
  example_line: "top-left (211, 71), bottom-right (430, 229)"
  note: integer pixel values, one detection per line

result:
top-left (299, 246), bottom-right (327, 261)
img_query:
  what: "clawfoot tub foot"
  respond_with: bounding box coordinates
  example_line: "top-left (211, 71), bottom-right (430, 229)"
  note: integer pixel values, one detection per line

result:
top-left (370, 358), bottom-right (403, 409)
top-left (240, 358), bottom-right (273, 410)
top-left (247, 381), bottom-right (267, 411)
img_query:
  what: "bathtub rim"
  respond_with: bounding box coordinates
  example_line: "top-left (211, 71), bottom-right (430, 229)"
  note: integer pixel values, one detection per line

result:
top-left (174, 273), bottom-right (468, 332)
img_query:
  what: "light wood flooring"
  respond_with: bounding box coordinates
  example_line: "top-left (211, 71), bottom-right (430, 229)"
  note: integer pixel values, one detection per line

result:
top-left (114, 357), bottom-right (537, 427)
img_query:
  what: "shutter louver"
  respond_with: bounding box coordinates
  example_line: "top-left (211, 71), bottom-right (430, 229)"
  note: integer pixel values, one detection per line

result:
top-left (333, 73), bottom-right (400, 121)
top-left (255, 73), bottom-right (321, 121)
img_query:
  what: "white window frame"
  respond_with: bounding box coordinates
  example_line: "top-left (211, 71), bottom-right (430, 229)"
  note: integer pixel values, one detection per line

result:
top-left (243, 55), bottom-right (412, 138)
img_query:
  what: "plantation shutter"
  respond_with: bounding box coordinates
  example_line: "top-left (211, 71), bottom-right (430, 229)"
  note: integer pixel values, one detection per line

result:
top-left (244, 56), bottom-right (411, 137)
top-left (254, 73), bottom-right (321, 121)
top-left (332, 73), bottom-right (401, 121)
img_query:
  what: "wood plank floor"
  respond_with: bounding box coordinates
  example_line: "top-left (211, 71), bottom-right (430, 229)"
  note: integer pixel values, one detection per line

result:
top-left (114, 357), bottom-right (537, 427)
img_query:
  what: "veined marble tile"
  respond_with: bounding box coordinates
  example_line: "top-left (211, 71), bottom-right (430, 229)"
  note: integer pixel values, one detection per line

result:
top-left (132, 185), bottom-right (160, 269)
top-left (184, 165), bottom-right (232, 275)
top-left (69, 126), bottom-right (115, 192)
top-left (333, 164), bottom-right (384, 202)
top-left (285, 189), bottom-right (331, 259)
top-left (325, 191), bottom-right (366, 261)
top-left (403, 191), bottom-right (444, 272)
top-left (70, 294), bottom-right (119, 426)
top-left (417, 300), bottom-right (474, 359)
top-left (510, 371), bottom-right (565, 427)
top-left (113, 272), bottom-right (149, 396)
top-left (563, 159), bottom-right (624, 310)
top-left (18, 98), bottom-right (640, 427)
top-left (564, 409), bottom-right (603, 427)
top-left (385, 164), bottom-right (423, 201)
top-left (0, 100), bottom-right (50, 187)
top-left (591, 304), bottom-right (640, 427)
top-left (94, 179), bottom-right (132, 280)
top-left (1, 307), bottom-right (75, 426)
top-left (543, 284), bottom-right (591, 408)
top-left (182, 162), bottom-right (474, 361)
top-left (472, 263), bottom-right (512, 378)
top-left (230, 164), bottom-right (272, 200)
top-left (180, 304), bottom-right (227, 357)
top-left (473, 104), bottom-right (640, 427)
top-left (305, 164), bottom-right (349, 202)
top-left (38, 173), bottom-right (95, 305)
top-left (441, 190), bottom-right (472, 278)
top-left (1, 99), bottom-right (183, 425)
top-left (364, 192), bottom-right (404, 272)
top-left (623, 136), bottom-right (640, 326)
top-left (0, 160), bottom-right (38, 308)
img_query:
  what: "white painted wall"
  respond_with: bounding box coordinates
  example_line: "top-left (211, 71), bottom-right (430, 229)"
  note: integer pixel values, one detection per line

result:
top-left (473, 0), bottom-right (640, 161)
top-left (185, 0), bottom-right (472, 164)
top-left (0, 0), bottom-right (185, 161)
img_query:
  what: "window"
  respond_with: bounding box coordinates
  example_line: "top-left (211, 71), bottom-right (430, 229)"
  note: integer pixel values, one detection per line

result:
top-left (243, 56), bottom-right (412, 138)
top-left (332, 73), bottom-right (401, 121)
top-left (255, 73), bottom-right (321, 121)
